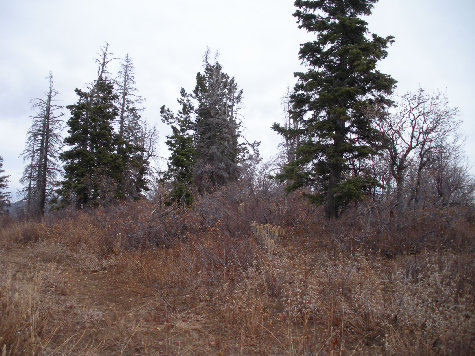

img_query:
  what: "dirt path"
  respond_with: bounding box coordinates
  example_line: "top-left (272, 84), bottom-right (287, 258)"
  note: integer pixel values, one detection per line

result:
top-left (1, 241), bottom-right (217, 355)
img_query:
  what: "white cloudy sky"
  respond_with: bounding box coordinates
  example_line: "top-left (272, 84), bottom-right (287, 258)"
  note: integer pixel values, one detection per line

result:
top-left (1, 0), bottom-right (474, 199)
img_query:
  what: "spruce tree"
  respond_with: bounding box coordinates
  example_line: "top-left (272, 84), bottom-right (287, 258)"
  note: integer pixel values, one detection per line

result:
top-left (59, 45), bottom-right (121, 208)
top-left (160, 89), bottom-right (195, 207)
top-left (274, 0), bottom-right (396, 218)
top-left (20, 72), bottom-right (63, 216)
top-left (193, 53), bottom-right (242, 193)
top-left (0, 156), bottom-right (11, 215)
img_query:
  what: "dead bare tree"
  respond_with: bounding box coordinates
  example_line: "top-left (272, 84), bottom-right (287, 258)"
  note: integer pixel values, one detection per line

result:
top-left (0, 156), bottom-right (11, 215)
top-left (115, 54), bottom-right (157, 199)
top-left (20, 72), bottom-right (63, 216)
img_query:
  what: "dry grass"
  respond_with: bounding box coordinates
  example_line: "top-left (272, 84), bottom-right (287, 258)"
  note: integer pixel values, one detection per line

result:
top-left (0, 189), bottom-right (473, 355)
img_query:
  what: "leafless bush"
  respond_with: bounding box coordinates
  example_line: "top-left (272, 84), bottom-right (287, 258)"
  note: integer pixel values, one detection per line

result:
top-left (95, 200), bottom-right (192, 251)
top-left (0, 220), bottom-right (47, 246)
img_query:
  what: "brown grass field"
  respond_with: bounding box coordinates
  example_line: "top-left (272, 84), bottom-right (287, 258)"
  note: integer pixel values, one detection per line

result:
top-left (1, 189), bottom-right (474, 355)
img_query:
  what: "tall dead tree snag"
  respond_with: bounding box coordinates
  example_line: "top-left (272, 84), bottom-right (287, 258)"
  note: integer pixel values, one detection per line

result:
top-left (21, 72), bottom-right (63, 216)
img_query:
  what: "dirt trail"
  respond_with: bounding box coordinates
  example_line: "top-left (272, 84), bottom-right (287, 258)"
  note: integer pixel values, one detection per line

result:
top-left (5, 244), bottom-right (151, 311)
top-left (2, 244), bottom-right (154, 353)
top-left (1, 241), bottom-right (217, 354)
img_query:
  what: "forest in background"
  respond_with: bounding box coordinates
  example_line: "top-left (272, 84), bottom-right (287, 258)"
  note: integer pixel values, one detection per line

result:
top-left (0, 0), bottom-right (474, 354)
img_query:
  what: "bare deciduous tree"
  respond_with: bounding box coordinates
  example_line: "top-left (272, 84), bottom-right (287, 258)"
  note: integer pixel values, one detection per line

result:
top-left (377, 89), bottom-right (461, 212)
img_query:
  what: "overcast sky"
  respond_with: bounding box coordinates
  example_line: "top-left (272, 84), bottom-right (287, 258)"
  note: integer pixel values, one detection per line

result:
top-left (1, 0), bottom-right (474, 199)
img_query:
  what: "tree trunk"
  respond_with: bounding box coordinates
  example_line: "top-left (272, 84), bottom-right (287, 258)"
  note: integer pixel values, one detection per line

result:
top-left (413, 162), bottom-right (424, 210)
top-left (395, 173), bottom-right (404, 214)
top-left (325, 117), bottom-right (344, 219)
top-left (325, 170), bottom-right (340, 219)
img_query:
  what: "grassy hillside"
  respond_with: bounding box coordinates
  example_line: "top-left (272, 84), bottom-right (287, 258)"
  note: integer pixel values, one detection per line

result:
top-left (1, 186), bottom-right (473, 355)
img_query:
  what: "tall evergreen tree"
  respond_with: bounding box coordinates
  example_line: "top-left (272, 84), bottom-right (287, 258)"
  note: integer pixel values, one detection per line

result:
top-left (0, 156), bottom-right (11, 215)
top-left (115, 54), bottom-right (154, 200)
top-left (274, 0), bottom-right (396, 218)
top-left (160, 89), bottom-right (196, 206)
top-left (193, 53), bottom-right (243, 193)
top-left (20, 72), bottom-right (63, 216)
top-left (59, 45), bottom-right (121, 208)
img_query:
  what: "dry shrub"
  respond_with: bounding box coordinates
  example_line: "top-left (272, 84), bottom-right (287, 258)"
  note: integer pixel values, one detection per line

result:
top-left (286, 199), bottom-right (475, 258)
top-left (0, 221), bottom-right (47, 247)
top-left (191, 183), bottom-right (318, 239)
top-left (114, 226), bottom-right (258, 298)
top-left (215, 234), bottom-right (474, 354)
top-left (96, 200), bottom-right (202, 251)
top-left (252, 222), bottom-right (284, 254)
top-left (381, 206), bottom-right (475, 256)
top-left (0, 214), bottom-right (14, 229)
top-left (382, 252), bottom-right (474, 354)
top-left (0, 269), bottom-right (56, 355)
